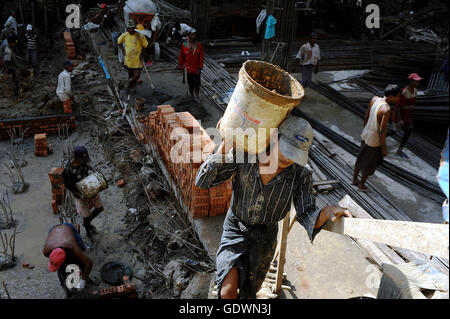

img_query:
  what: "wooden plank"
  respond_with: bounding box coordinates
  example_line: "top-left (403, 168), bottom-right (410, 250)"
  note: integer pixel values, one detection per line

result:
top-left (274, 213), bottom-right (290, 293)
top-left (339, 195), bottom-right (448, 275)
top-left (323, 217), bottom-right (449, 258)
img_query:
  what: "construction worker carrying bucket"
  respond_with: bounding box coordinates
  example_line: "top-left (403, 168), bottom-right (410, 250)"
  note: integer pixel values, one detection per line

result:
top-left (62, 146), bottom-right (106, 238)
top-left (195, 114), bottom-right (352, 299)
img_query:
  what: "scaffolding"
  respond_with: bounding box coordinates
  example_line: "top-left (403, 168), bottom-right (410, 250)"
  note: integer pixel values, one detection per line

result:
top-left (262, 0), bottom-right (299, 71)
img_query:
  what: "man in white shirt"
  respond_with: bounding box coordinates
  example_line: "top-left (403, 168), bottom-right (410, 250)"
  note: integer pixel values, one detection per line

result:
top-left (294, 32), bottom-right (321, 88)
top-left (56, 60), bottom-right (74, 113)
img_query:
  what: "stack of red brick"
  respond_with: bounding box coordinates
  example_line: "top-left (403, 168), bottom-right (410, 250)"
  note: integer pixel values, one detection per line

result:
top-left (144, 105), bottom-right (232, 219)
top-left (48, 167), bottom-right (66, 214)
top-left (63, 32), bottom-right (76, 59)
top-left (0, 115), bottom-right (76, 140)
top-left (35, 133), bottom-right (49, 157)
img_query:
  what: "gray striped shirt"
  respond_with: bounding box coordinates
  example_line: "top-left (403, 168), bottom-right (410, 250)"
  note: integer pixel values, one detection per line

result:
top-left (195, 150), bottom-right (322, 241)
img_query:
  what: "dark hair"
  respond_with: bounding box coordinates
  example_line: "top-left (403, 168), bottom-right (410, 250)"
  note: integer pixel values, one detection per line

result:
top-left (174, 22), bottom-right (180, 30)
top-left (384, 84), bottom-right (401, 97)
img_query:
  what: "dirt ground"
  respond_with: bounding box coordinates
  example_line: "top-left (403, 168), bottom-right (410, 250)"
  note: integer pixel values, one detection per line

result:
top-left (0, 33), bottom-right (214, 299)
top-left (3, 24), bottom-right (441, 300)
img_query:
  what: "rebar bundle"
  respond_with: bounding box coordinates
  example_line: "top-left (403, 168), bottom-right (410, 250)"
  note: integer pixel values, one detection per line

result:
top-left (262, 0), bottom-right (298, 70)
top-left (294, 109), bottom-right (446, 204)
top-left (309, 81), bottom-right (444, 168)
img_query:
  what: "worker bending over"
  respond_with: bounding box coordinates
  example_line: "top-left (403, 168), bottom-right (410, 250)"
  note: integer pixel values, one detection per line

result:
top-left (353, 84), bottom-right (401, 192)
top-left (63, 146), bottom-right (105, 238)
top-left (117, 20), bottom-right (149, 91)
top-left (195, 115), bottom-right (351, 299)
top-left (391, 73), bottom-right (423, 158)
top-left (43, 223), bottom-right (93, 298)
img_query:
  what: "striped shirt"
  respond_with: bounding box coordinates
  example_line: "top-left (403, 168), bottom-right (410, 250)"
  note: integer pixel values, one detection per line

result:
top-left (195, 150), bottom-right (322, 241)
top-left (25, 33), bottom-right (38, 50)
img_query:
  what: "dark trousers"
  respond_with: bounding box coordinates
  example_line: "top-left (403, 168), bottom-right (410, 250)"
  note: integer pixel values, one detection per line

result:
top-left (300, 64), bottom-right (314, 88)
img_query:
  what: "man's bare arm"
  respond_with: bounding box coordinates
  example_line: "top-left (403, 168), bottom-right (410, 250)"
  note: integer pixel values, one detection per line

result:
top-left (72, 248), bottom-right (93, 280)
top-left (379, 107), bottom-right (391, 156)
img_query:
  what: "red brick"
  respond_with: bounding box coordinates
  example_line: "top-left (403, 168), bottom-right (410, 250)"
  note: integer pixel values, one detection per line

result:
top-left (117, 179), bottom-right (126, 188)
top-left (52, 200), bottom-right (59, 215)
top-left (189, 203), bottom-right (209, 219)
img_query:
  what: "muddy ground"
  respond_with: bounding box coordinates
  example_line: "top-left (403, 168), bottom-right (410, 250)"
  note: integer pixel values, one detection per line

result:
top-left (0, 32), bottom-right (214, 299)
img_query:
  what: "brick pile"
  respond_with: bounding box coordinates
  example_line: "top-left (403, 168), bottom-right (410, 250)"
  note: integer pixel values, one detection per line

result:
top-left (145, 105), bottom-right (232, 219)
top-left (92, 276), bottom-right (137, 299)
top-left (63, 32), bottom-right (76, 59)
top-left (0, 115), bottom-right (76, 140)
top-left (34, 133), bottom-right (49, 157)
top-left (48, 167), bottom-right (66, 214)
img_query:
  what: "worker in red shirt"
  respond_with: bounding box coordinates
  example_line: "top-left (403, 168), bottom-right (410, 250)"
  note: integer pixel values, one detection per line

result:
top-left (179, 29), bottom-right (204, 102)
top-left (391, 73), bottom-right (423, 158)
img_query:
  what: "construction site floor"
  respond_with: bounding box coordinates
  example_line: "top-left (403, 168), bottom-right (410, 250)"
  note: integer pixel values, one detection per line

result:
top-left (1, 33), bottom-right (443, 299)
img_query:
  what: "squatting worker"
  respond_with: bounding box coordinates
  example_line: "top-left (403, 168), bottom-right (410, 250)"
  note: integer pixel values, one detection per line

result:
top-left (294, 32), bottom-right (321, 88)
top-left (56, 60), bottom-right (74, 113)
top-left (62, 146), bottom-right (105, 238)
top-left (43, 223), bottom-right (93, 298)
top-left (195, 115), bottom-right (352, 299)
top-left (352, 85), bottom-right (401, 192)
top-left (391, 73), bottom-right (423, 158)
top-left (117, 19), bottom-right (148, 91)
top-left (179, 29), bottom-right (204, 102)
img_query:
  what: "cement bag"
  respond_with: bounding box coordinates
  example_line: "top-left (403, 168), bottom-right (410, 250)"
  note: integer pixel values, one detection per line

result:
top-left (123, 0), bottom-right (157, 22)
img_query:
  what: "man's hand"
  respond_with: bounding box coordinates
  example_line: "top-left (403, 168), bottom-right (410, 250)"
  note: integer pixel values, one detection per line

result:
top-left (314, 66), bottom-right (319, 74)
top-left (315, 206), bottom-right (352, 229)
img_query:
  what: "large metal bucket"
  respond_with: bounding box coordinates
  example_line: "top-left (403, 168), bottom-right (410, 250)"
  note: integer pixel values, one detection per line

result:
top-left (75, 172), bottom-right (108, 199)
top-left (219, 60), bottom-right (304, 154)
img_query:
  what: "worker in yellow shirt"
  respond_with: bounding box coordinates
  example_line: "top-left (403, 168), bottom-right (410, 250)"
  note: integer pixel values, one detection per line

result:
top-left (117, 20), bottom-right (149, 90)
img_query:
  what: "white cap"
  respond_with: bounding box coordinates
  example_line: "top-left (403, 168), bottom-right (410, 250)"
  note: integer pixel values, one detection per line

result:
top-left (26, 24), bottom-right (33, 31)
top-left (278, 115), bottom-right (314, 166)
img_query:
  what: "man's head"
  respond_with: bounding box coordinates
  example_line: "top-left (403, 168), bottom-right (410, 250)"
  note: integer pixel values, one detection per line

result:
top-left (63, 60), bottom-right (73, 72)
top-left (10, 10), bottom-right (16, 18)
top-left (127, 20), bottom-right (136, 34)
top-left (277, 115), bottom-right (314, 167)
top-left (309, 32), bottom-right (317, 46)
top-left (26, 24), bottom-right (33, 34)
top-left (100, 3), bottom-right (108, 12)
top-left (48, 248), bottom-right (66, 272)
top-left (188, 29), bottom-right (197, 42)
top-left (384, 84), bottom-right (402, 106)
top-left (73, 146), bottom-right (90, 165)
top-left (174, 22), bottom-right (181, 31)
top-left (408, 73), bottom-right (423, 89)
